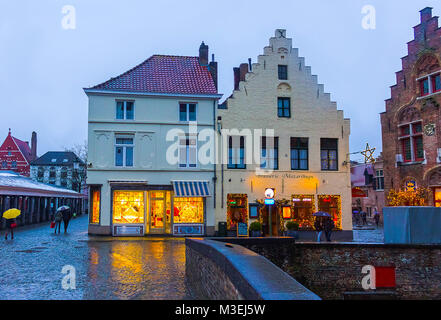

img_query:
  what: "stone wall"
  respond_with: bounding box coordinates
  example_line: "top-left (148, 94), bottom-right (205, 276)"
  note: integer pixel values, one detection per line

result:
top-left (215, 238), bottom-right (441, 300)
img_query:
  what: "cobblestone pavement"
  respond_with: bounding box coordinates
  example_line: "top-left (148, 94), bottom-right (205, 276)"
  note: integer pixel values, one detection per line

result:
top-left (0, 215), bottom-right (191, 300)
top-left (352, 225), bottom-right (384, 243)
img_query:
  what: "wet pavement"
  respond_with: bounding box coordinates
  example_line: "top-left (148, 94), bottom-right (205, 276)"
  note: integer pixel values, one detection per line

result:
top-left (352, 225), bottom-right (384, 243)
top-left (0, 215), bottom-right (191, 300)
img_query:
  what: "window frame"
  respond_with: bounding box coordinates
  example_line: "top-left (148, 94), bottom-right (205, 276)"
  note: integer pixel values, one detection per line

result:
top-left (278, 65), bottom-right (288, 80)
top-left (290, 137), bottom-right (309, 170)
top-left (115, 136), bottom-right (135, 167)
top-left (260, 136), bottom-right (279, 170)
top-left (398, 121), bottom-right (424, 163)
top-left (179, 102), bottom-right (197, 122)
top-left (178, 134), bottom-right (198, 169)
top-left (116, 100), bottom-right (135, 120)
top-left (417, 70), bottom-right (441, 97)
top-left (227, 136), bottom-right (246, 169)
top-left (320, 138), bottom-right (338, 171)
top-left (375, 169), bottom-right (384, 191)
top-left (89, 186), bottom-right (101, 224)
top-left (277, 97), bottom-right (291, 118)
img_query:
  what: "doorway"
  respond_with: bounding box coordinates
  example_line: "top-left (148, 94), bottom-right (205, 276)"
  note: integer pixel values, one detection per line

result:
top-left (149, 191), bottom-right (165, 234)
top-left (261, 205), bottom-right (280, 237)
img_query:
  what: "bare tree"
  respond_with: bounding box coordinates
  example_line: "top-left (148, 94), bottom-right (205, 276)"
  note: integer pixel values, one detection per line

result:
top-left (64, 140), bottom-right (88, 193)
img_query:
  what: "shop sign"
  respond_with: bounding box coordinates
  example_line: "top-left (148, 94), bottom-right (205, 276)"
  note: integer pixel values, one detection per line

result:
top-left (264, 199), bottom-right (275, 205)
top-left (237, 222), bottom-right (248, 237)
top-left (265, 188), bottom-right (275, 199)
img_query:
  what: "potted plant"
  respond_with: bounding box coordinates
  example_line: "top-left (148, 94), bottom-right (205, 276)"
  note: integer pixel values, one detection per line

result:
top-left (285, 221), bottom-right (299, 239)
top-left (249, 221), bottom-right (262, 237)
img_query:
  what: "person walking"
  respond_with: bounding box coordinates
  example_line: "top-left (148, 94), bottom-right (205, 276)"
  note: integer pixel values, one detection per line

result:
top-left (361, 210), bottom-right (367, 225)
top-left (4, 218), bottom-right (16, 240)
top-left (54, 210), bottom-right (63, 234)
top-left (373, 208), bottom-right (380, 228)
top-left (314, 217), bottom-right (323, 242)
top-left (62, 208), bottom-right (72, 233)
top-left (323, 216), bottom-right (335, 242)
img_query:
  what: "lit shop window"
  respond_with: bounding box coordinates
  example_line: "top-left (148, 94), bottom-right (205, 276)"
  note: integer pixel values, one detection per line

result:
top-left (434, 188), bottom-right (441, 208)
top-left (318, 195), bottom-right (342, 230)
top-left (173, 197), bottom-right (204, 223)
top-left (90, 189), bottom-right (100, 224)
top-left (113, 191), bottom-right (144, 224)
top-left (226, 194), bottom-right (248, 230)
top-left (292, 195), bottom-right (315, 230)
top-left (282, 206), bottom-right (292, 219)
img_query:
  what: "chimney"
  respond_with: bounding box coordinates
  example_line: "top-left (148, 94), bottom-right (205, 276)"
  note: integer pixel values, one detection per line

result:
top-left (233, 67), bottom-right (240, 90)
top-left (420, 7), bottom-right (433, 23)
top-left (209, 54), bottom-right (218, 90)
top-left (239, 63), bottom-right (249, 81)
top-left (199, 41), bottom-right (209, 66)
top-left (248, 58), bottom-right (252, 71)
top-left (31, 131), bottom-right (37, 161)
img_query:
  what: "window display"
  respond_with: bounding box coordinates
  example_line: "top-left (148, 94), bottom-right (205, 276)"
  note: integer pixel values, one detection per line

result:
top-left (227, 194), bottom-right (248, 230)
top-left (291, 195), bottom-right (315, 230)
top-left (91, 189), bottom-right (100, 224)
top-left (173, 197), bottom-right (204, 223)
top-left (318, 195), bottom-right (342, 230)
top-left (113, 191), bottom-right (145, 224)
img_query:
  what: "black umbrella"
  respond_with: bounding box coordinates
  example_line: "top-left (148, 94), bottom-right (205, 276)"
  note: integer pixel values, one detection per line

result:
top-left (313, 211), bottom-right (331, 217)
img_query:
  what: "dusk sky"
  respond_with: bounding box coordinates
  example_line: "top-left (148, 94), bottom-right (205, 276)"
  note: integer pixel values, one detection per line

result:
top-left (0, 0), bottom-right (437, 162)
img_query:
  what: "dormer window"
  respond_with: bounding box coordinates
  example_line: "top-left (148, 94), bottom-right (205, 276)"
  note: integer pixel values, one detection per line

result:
top-left (51, 159), bottom-right (57, 163)
top-left (418, 72), bottom-right (441, 97)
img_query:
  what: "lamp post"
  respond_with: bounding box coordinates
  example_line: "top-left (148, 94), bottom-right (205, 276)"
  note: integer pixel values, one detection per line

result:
top-left (265, 188), bottom-right (275, 237)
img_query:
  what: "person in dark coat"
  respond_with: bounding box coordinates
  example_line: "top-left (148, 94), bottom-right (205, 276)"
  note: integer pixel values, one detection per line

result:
top-left (373, 208), bottom-right (380, 227)
top-left (323, 216), bottom-right (335, 242)
top-left (62, 209), bottom-right (72, 233)
top-left (314, 217), bottom-right (323, 242)
top-left (361, 211), bottom-right (367, 225)
top-left (54, 210), bottom-right (63, 234)
top-left (4, 218), bottom-right (16, 240)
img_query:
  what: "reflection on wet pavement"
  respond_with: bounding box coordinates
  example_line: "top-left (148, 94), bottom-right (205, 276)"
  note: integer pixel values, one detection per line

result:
top-left (0, 215), bottom-right (191, 300)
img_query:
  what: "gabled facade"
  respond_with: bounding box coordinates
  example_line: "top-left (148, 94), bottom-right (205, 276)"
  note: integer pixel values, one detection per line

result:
top-left (215, 30), bottom-right (352, 236)
top-left (30, 151), bottom-right (86, 192)
top-left (0, 130), bottom-right (37, 177)
top-left (381, 7), bottom-right (441, 207)
top-left (85, 43), bottom-right (222, 236)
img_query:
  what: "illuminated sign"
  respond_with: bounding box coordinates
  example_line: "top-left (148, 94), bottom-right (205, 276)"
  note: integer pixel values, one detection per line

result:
top-left (264, 199), bottom-right (275, 205)
top-left (265, 188), bottom-right (275, 199)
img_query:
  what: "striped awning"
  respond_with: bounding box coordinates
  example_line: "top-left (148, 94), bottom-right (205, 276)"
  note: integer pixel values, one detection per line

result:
top-left (172, 181), bottom-right (211, 197)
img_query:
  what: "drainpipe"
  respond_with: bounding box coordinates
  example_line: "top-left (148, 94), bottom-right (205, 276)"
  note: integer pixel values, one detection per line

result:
top-left (213, 100), bottom-right (217, 209)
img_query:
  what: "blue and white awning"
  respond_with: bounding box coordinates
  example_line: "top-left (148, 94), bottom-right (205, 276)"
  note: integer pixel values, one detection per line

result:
top-left (172, 181), bottom-right (211, 197)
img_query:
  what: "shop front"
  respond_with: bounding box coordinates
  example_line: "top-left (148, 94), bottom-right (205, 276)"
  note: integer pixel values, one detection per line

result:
top-left (91, 180), bottom-right (211, 236)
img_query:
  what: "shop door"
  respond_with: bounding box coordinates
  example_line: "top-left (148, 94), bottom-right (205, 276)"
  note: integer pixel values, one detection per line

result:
top-left (149, 192), bottom-right (165, 234)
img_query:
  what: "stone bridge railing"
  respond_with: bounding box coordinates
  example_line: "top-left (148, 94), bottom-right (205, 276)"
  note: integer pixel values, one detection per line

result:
top-left (185, 238), bottom-right (321, 300)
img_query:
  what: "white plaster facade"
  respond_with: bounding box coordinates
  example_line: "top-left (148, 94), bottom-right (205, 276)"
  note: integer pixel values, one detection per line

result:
top-left (215, 30), bottom-right (352, 233)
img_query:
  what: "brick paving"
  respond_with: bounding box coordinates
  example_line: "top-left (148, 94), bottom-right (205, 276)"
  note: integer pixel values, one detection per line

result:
top-left (0, 215), bottom-right (191, 300)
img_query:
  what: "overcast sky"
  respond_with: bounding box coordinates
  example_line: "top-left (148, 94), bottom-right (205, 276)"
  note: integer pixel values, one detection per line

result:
top-left (0, 0), bottom-right (437, 162)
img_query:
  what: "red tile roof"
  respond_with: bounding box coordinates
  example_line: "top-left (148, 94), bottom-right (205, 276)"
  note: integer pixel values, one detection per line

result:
top-left (12, 136), bottom-right (32, 163)
top-left (89, 55), bottom-right (218, 95)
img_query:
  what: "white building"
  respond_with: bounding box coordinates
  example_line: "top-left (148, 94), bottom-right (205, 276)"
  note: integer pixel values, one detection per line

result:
top-left (85, 43), bottom-right (222, 236)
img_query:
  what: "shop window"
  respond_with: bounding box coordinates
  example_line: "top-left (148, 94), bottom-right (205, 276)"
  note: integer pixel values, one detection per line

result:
top-left (228, 136), bottom-right (246, 169)
top-left (173, 197), bottom-right (204, 223)
top-left (179, 135), bottom-right (197, 168)
top-left (179, 103), bottom-right (197, 121)
top-left (277, 97), bottom-right (291, 118)
top-left (116, 101), bottom-right (134, 120)
top-left (90, 188), bottom-right (100, 224)
top-left (320, 138), bottom-right (338, 171)
top-left (278, 65), bottom-right (288, 80)
top-left (291, 137), bottom-right (308, 170)
top-left (227, 194), bottom-right (248, 231)
top-left (292, 195), bottom-right (315, 230)
top-left (434, 188), bottom-right (441, 207)
top-left (398, 122), bottom-right (423, 162)
top-left (318, 195), bottom-right (342, 230)
top-left (261, 136), bottom-right (279, 170)
top-left (112, 191), bottom-right (144, 224)
top-left (115, 136), bottom-right (134, 167)
top-left (282, 206), bottom-right (292, 219)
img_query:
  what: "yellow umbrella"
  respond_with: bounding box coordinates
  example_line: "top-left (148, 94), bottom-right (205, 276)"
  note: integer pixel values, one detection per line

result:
top-left (3, 208), bottom-right (21, 219)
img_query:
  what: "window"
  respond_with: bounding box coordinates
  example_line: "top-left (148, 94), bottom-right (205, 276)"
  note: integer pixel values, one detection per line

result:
top-left (179, 103), bottom-right (197, 121)
top-left (261, 137), bottom-right (279, 170)
top-left (116, 101), bottom-right (134, 120)
top-left (1, 161), bottom-right (6, 168)
top-left (277, 97), bottom-right (291, 118)
top-left (278, 65), bottom-right (288, 80)
top-left (375, 169), bottom-right (384, 191)
top-left (115, 137), bottom-right (134, 167)
top-left (320, 138), bottom-right (338, 171)
top-left (178, 135), bottom-right (197, 168)
top-left (318, 195), bottom-right (341, 230)
top-left (249, 203), bottom-right (259, 219)
top-left (51, 159), bottom-right (57, 163)
top-left (173, 197), bottom-right (204, 223)
top-left (11, 161), bottom-right (17, 168)
top-left (398, 122), bottom-right (424, 162)
top-left (112, 191), bottom-right (144, 224)
top-left (49, 167), bottom-right (56, 183)
top-left (432, 74), bottom-right (441, 93)
top-left (90, 188), bottom-right (100, 224)
top-left (419, 72), bottom-right (441, 97)
top-left (228, 136), bottom-right (246, 169)
top-left (419, 78), bottom-right (430, 96)
top-left (292, 195), bottom-right (315, 230)
top-left (291, 138), bottom-right (308, 170)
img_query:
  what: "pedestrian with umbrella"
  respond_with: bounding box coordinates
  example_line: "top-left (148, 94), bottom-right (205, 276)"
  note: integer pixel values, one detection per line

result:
top-left (313, 211), bottom-right (331, 243)
top-left (3, 208), bottom-right (20, 240)
top-left (59, 205), bottom-right (72, 233)
top-left (54, 208), bottom-right (63, 234)
top-left (323, 216), bottom-right (335, 242)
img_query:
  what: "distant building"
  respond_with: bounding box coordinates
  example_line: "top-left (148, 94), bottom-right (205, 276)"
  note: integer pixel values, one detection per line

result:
top-left (351, 156), bottom-right (385, 221)
top-left (380, 7), bottom-right (441, 206)
top-left (0, 129), bottom-right (37, 177)
top-left (30, 151), bottom-right (86, 193)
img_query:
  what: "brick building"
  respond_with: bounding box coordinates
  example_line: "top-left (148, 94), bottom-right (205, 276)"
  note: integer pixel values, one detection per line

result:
top-left (381, 7), bottom-right (441, 207)
top-left (0, 129), bottom-right (37, 177)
